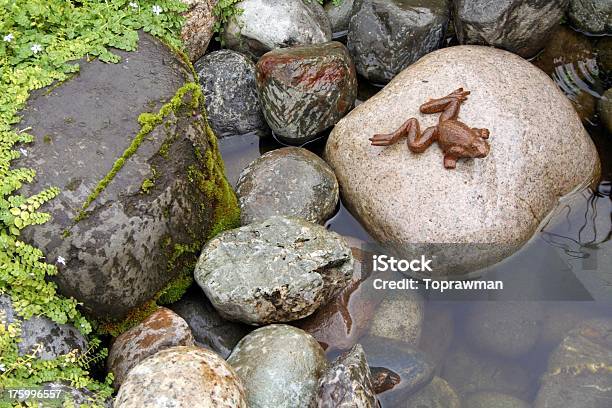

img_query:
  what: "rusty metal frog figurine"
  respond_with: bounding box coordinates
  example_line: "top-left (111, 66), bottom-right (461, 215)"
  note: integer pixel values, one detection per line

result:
top-left (369, 88), bottom-right (491, 169)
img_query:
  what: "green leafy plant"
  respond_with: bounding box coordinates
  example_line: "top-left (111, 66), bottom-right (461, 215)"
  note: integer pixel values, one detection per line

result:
top-left (0, 0), bottom-right (189, 403)
top-left (212, 0), bottom-right (243, 42)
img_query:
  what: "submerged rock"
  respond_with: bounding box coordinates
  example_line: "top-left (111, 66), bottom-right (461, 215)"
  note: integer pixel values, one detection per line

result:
top-left (465, 391), bottom-right (531, 408)
top-left (180, 0), bottom-right (217, 61)
top-left (257, 42), bottom-right (357, 144)
top-left (325, 46), bottom-right (600, 277)
top-left (236, 147), bottom-right (339, 225)
top-left (316, 344), bottom-right (378, 408)
top-left (418, 304), bottom-right (454, 371)
top-left (194, 216), bottom-right (354, 325)
top-left (464, 302), bottom-right (543, 358)
top-left (568, 0), bottom-right (612, 35)
top-left (169, 289), bottom-right (250, 358)
top-left (347, 0), bottom-right (449, 84)
top-left (224, 0), bottom-right (332, 60)
top-left (107, 307), bottom-right (195, 388)
top-left (228, 325), bottom-right (327, 408)
top-left (404, 376), bottom-right (461, 408)
top-left (360, 336), bottom-right (435, 404)
top-left (115, 346), bottom-right (247, 408)
top-left (534, 318), bottom-right (612, 408)
top-left (195, 50), bottom-right (267, 137)
top-left (16, 32), bottom-right (237, 319)
top-left (453, 0), bottom-right (568, 58)
top-left (0, 294), bottom-right (87, 361)
top-left (367, 292), bottom-right (424, 346)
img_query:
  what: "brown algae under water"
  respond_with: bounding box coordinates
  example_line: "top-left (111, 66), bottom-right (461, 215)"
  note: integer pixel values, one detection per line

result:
top-left (216, 30), bottom-right (612, 407)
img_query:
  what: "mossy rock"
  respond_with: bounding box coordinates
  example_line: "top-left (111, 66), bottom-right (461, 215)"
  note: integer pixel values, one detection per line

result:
top-left (17, 32), bottom-right (238, 320)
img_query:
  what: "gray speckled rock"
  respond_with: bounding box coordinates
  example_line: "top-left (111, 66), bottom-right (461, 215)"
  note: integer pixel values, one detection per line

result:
top-left (16, 32), bottom-right (235, 319)
top-left (534, 318), bottom-right (612, 408)
top-left (464, 302), bottom-right (543, 358)
top-left (236, 147), bottom-right (339, 224)
top-left (107, 307), bottom-right (195, 388)
top-left (195, 50), bottom-right (267, 137)
top-left (465, 391), bottom-right (530, 408)
top-left (569, 0), bottom-right (612, 35)
top-left (0, 294), bottom-right (87, 361)
top-left (194, 216), bottom-right (354, 325)
top-left (367, 292), bottom-right (424, 346)
top-left (169, 289), bottom-right (251, 358)
top-left (316, 344), bottom-right (378, 408)
top-left (325, 46), bottom-right (600, 277)
top-left (224, 0), bottom-right (332, 60)
top-left (442, 346), bottom-right (531, 398)
top-left (38, 383), bottom-right (112, 407)
top-left (360, 336), bottom-right (435, 404)
top-left (404, 377), bottom-right (461, 408)
top-left (115, 346), bottom-right (247, 408)
top-left (257, 42), bottom-right (357, 144)
top-left (453, 0), bottom-right (568, 58)
top-left (325, 0), bottom-right (355, 36)
top-left (180, 0), bottom-right (216, 61)
top-left (599, 88), bottom-right (612, 134)
top-left (228, 325), bottom-right (327, 408)
top-left (347, 0), bottom-right (449, 84)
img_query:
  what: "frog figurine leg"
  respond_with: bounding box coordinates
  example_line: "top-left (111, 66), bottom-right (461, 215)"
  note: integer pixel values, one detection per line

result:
top-left (420, 88), bottom-right (471, 122)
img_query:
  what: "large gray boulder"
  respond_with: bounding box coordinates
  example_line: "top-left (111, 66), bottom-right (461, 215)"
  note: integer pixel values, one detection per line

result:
top-left (236, 147), bottom-right (339, 225)
top-left (325, 46), bottom-right (600, 277)
top-left (347, 0), bottom-right (449, 84)
top-left (453, 0), bottom-right (568, 58)
top-left (115, 346), bottom-right (247, 408)
top-left (228, 325), bottom-right (327, 408)
top-left (568, 0), bottom-right (612, 35)
top-left (0, 294), bottom-right (87, 361)
top-left (224, 0), bottom-right (332, 60)
top-left (17, 32), bottom-right (237, 319)
top-left (194, 216), bottom-right (354, 325)
top-left (534, 318), bottom-right (612, 408)
top-left (195, 50), bottom-right (267, 137)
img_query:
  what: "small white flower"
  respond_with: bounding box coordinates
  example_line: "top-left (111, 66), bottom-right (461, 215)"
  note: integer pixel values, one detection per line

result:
top-left (3, 33), bottom-right (14, 42)
top-left (57, 256), bottom-right (66, 266)
top-left (0, 364), bottom-right (6, 372)
top-left (151, 5), bottom-right (162, 15)
top-left (129, 2), bottom-right (139, 9)
top-left (19, 147), bottom-right (28, 157)
top-left (30, 43), bottom-right (43, 54)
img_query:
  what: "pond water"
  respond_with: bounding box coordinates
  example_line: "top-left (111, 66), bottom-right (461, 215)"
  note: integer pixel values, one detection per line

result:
top-left (216, 27), bottom-right (611, 406)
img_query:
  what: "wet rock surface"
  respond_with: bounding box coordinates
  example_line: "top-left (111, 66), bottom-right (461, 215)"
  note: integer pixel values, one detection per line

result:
top-left (224, 0), bottom-right (332, 60)
top-left (296, 245), bottom-right (380, 351)
top-left (360, 336), bottom-right (435, 404)
top-left (195, 50), bottom-right (267, 137)
top-left (347, 0), bottom-right (449, 84)
top-left (228, 325), bottom-right (327, 408)
top-left (464, 302), bottom-right (543, 358)
top-left (169, 288), bottom-right (250, 358)
top-left (236, 147), bottom-right (339, 224)
top-left (453, 0), bottom-right (568, 58)
top-left (325, 46), bottom-right (600, 277)
top-left (367, 292), bottom-right (424, 346)
top-left (465, 391), bottom-right (531, 408)
top-left (568, 0), bottom-right (612, 35)
top-left (107, 307), bottom-right (195, 388)
top-left (0, 294), bottom-right (87, 360)
top-left (16, 32), bottom-right (232, 319)
top-left (442, 346), bottom-right (532, 398)
top-left (257, 42), bottom-right (357, 143)
top-left (180, 0), bottom-right (217, 61)
top-left (115, 346), bottom-right (247, 407)
top-left (316, 344), bottom-right (378, 408)
top-left (404, 376), bottom-right (461, 408)
top-left (599, 88), bottom-right (612, 134)
top-left (534, 318), bottom-right (612, 408)
top-left (325, 0), bottom-right (355, 36)
top-left (194, 216), bottom-right (354, 325)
